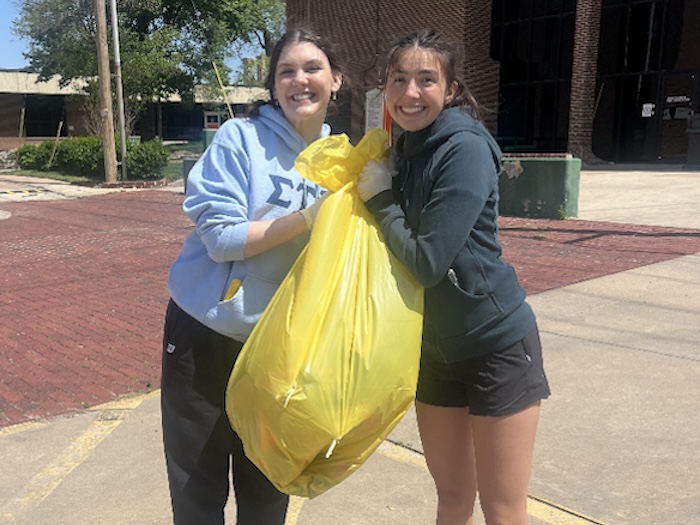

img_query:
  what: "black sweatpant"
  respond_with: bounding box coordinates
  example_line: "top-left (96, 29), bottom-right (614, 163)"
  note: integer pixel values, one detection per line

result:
top-left (161, 299), bottom-right (289, 525)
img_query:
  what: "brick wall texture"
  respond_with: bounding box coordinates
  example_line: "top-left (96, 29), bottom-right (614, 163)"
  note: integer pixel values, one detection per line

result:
top-left (286, 0), bottom-right (500, 142)
top-left (568, 0), bottom-right (602, 163)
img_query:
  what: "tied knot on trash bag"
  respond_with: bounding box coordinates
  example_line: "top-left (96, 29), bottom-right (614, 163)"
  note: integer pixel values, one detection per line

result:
top-left (226, 128), bottom-right (424, 498)
top-left (294, 128), bottom-right (391, 192)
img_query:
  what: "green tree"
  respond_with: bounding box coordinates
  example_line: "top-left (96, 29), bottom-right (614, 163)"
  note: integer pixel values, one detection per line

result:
top-left (14, 0), bottom-right (98, 84)
top-left (13, 0), bottom-right (285, 134)
top-left (160, 0), bottom-right (285, 56)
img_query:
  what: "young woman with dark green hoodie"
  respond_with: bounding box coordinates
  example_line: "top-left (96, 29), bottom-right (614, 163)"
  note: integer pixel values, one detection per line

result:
top-left (358, 29), bottom-right (550, 525)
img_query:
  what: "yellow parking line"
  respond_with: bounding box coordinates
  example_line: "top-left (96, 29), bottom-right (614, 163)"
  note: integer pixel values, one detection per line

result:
top-left (285, 496), bottom-right (305, 525)
top-left (379, 440), bottom-right (609, 525)
top-left (528, 495), bottom-right (610, 525)
top-left (282, 443), bottom-right (424, 525)
top-left (0, 395), bottom-right (609, 525)
top-left (0, 189), bottom-right (45, 195)
top-left (0, 393), bottom-right (151, 522)
top-left (0, 391), bottom-right (156, 437)
top-left (378, 440), bottom-right (427, 468)
top-left (0, 419), bottom-right (50, 437)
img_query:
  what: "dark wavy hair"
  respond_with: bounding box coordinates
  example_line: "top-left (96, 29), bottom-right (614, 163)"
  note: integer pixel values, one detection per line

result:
top-left (249, 25), bottom-right (344, 117)
top-left (383, 28), bottom-right (483, 120)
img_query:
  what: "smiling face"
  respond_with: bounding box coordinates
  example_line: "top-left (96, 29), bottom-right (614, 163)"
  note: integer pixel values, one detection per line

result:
top-left (272, 41), bottom-right (343, 143)
top-left (384, 48), bottom-right (457, 132)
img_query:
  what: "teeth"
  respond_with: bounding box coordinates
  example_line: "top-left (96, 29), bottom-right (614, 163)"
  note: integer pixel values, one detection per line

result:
top-left (401, 106), bottom-right (423, 114)
top-left (292, 93), bottom-right (313, 101)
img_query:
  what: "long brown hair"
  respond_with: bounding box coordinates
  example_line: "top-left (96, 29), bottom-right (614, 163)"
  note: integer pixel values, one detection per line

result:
top-left (384, 28), bottom-right (483, 120)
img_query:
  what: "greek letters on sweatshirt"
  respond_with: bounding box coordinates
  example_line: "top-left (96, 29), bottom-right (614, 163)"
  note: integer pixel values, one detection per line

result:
top-left (167, 104), bottom-right (327, 341)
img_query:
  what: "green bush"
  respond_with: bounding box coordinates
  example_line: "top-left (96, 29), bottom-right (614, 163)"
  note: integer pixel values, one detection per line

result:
top-left (54, 137), bottom-right (104, 178)
top-left (16, 141), bottom-right (56, 170)
top-left (16, 136), bottom-right (170, 180)
top-left (125, 139), bottom-right (170, 179)
top-left (16, 144), bottom-right (40, 170)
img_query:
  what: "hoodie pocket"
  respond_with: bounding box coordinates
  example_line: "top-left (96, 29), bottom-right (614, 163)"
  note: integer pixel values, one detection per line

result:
top-left (426, 279), bottom-right (504, 351)
top-left (206, 273), bottom-right (281, 342)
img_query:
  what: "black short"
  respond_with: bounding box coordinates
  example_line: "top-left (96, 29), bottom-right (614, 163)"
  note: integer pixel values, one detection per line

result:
top-left (416, 326), bottom-right (550, 416)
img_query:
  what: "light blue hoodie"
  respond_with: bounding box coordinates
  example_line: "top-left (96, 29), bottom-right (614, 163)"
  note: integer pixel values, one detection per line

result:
top-left (167, 104), bottom-right (328, 341)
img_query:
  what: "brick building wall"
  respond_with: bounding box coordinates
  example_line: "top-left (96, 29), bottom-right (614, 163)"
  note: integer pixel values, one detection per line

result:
top-left (462, 1), bottom-right (500, 133)
top-left (0, 93), bottom-right (89, 152)
top-left (287, 0), bottom-right (500, 143)
top-left (0, 137), bottom-right (48, 152)
top-left (568, 0), bottom-right (602, 163)
top-left (0, 95), bottom-right (24, 139)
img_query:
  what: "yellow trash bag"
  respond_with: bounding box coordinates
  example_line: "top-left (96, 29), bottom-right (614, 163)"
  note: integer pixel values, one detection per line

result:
top-left (225, 129), bottom-right (424, 499)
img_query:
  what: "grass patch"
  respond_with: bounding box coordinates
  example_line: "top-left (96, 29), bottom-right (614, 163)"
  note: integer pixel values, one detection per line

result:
top-left (3, 169), bottom-right (94, 186)
top-left (4, 161), bottom-right (185, 184)
top-left (162, 160), bottom-right (184, 181)
top-left (167, 141), bottom-right (203, 155)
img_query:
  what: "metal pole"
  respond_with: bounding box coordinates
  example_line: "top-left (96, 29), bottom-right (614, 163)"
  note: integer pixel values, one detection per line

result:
top-left (109, 0), bottom-right (128, 180)
top-left (93, 0), bottom-right (117, 183)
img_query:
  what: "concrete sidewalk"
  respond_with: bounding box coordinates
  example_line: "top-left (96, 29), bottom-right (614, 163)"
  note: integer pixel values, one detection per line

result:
top-left (0, 172), bottom-right (183, 204)
top-left (0, 173), bottom-right (123, 202)
top-left (1, 168), bottom-right (700, 525)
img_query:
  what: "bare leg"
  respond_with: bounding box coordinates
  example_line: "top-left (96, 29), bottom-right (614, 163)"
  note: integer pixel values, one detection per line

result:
top-left (471, 403), bottom-right (541, 525)
top-left (416, 401), bottom-right (477, 525)
top-left (417, 401), bottom-right (541, 525)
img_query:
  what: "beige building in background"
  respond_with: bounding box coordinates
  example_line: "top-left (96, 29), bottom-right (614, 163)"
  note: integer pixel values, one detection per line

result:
top-left (0, 69), bottom-right (267, 151)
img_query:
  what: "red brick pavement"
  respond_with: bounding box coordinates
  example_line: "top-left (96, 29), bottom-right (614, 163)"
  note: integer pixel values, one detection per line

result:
top-left (1, 190), bottom-right (700, 428)
top-left (498, 217), bottom-right (700, 294)
top-left (0, 191), bottom-right (190, 427)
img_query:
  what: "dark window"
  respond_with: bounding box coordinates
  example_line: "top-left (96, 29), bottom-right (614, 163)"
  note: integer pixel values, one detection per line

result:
top-left (593, 0), bottom-right (699, 162)
top-left (491, 0), bottom-right (575, 152)
top-left (500, 21), bottom-right (530, 83)
top-left (559, 14), bottom-right (574, 79)
top-left (24, 95), bottom-right (65, 137)
top-left (597, 6), bottom-right (626, 76)
top-left (598, 1), bottom-right (667, 75)
top-left (503, 1), bottom-right (531, 22)
top-left (625, 3), bottom-right (664, 73)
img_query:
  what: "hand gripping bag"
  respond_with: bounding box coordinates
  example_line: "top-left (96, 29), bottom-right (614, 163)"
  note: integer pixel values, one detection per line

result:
top-left (225, 129), bottom-right (423, 498)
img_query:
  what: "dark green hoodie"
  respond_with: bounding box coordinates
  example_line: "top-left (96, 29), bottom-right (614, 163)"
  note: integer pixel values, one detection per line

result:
top-left (365, 107), bottom-right (536, 362)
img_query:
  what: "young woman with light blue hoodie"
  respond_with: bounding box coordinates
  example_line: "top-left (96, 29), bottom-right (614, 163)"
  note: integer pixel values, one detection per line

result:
top-left (161, 27), bottom-right (343, 525)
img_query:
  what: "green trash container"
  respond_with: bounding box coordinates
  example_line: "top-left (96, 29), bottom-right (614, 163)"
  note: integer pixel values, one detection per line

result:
top-left (499, 155), bottom-right (581, 219)
top-left (183, 158), bottom-right (198, 194)
top-left (204, 129), bottom-right (217, 149)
